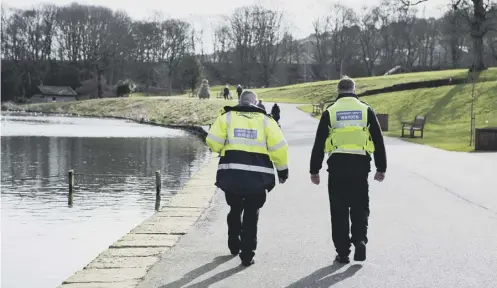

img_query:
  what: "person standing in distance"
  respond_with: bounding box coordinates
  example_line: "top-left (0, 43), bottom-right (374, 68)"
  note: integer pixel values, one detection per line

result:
top-left (309, 76), bottom-right (387, 264)
top-left (206, 90), bottom-right (289, 266)
top-left (236, 85), bottom-right (243, 100)
top-left (256, 99), bottom-right (266, 113)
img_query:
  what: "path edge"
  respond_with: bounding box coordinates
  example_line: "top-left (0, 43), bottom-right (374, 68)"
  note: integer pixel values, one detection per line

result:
top-left (57, 152), bottom-right (220, 288)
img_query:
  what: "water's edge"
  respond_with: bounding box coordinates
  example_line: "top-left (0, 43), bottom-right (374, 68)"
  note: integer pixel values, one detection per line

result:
top-left (2, 109), bottom-right (218, 287)
top-left (57, 154), bottom-right (219, 287)
top-left (2, 109), bottom-right (209, 141)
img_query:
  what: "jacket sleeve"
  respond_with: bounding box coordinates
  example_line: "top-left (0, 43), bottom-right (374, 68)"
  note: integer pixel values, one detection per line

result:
top-left (309, 110), bottom-right (331, 174)
top-left (265, 116), bottom-right (289, 173)
top-left (367, 107), bottom-right (387, 173)
top-left (206, 113), bottom-right (228, 153)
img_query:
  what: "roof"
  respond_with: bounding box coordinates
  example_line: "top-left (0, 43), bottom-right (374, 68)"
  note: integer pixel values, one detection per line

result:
top-left (37, 85), bottom-right (77, 96)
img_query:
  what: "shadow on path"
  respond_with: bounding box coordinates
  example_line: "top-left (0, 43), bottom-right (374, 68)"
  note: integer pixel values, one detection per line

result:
top-left (285, 263), bottom-right (363, 288)
top-left (183, 265), bottom-right (246, 288)
top-left (159, 255), bottom-right (234, 288)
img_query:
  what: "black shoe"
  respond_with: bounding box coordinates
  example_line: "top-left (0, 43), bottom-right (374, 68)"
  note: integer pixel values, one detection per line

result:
top-left (334, 255), bottom-right (350, 264)
top-left (354, 241), bottom-right (366, 261)
top-left (228, 236), bottom-right (240, 256)
top-left (241, 258), bottom-right (255, 267)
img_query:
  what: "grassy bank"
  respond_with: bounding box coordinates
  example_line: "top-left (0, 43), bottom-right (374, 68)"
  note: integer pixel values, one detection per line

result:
top-left (256, 68), bottom-right (497, 104)
top-left (2, 97), bottom-right (233, 125)
top-left (298, 79), bottom-right (497, 152)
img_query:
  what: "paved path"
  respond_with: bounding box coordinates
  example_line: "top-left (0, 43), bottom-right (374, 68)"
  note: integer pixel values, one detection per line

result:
top-left (139, 103), bottom-right (497, 288)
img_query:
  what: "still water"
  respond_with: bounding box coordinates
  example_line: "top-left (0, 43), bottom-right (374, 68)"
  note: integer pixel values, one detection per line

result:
top-left (1, 114), bottom-right (210, 288)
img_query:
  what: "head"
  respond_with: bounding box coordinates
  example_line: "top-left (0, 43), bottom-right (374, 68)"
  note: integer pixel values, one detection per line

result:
top-left (258, 99), bottom-right (263, 103)
top-left (337, 76), bottom-right (356, 95)
top-left (239, 90), bottom-right (258, 106)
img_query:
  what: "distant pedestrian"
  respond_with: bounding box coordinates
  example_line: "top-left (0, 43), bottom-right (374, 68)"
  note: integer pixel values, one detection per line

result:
top-left (206, 90), bottom-right (289, 267)
top-left (236, 85), bottom-right (243, 100)
top-left (223, 85), bottom-right (230, 100)
top-left (256, 99), bottom-right (266, 113)
top-left (271, 103), bottom-right (280, 123)
top-left (309, 76), bottom-right (387, 264)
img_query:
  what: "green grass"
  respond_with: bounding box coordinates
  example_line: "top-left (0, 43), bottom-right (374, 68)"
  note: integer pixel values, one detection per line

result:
top-left (256, 68), bottom-right (497, 104)
top-left (298, 79), bottom-right (497, 152)
top-left (2, 97), bottom-right (233, 125)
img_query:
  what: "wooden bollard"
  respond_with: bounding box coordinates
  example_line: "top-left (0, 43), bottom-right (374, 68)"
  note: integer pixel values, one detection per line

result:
top-left (155, 170), bottom-right (161, 211)
top-left (68, 170), bottom-right (74, 206)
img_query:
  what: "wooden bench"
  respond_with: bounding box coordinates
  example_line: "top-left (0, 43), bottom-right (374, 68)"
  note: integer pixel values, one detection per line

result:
top-left (401, 115), bottom-right (426, 138)
top-left (312, 101), bottom-right (326, 115)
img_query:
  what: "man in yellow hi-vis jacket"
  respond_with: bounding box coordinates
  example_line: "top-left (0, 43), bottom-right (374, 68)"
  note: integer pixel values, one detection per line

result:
top-left (206, 90), bottom-right (289, 266)
top-left (310, 77), bottom-right (387, 264)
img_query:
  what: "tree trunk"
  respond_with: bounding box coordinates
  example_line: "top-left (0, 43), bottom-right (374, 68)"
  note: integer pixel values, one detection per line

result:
top-left (471, 36), bottom-right (486, 71)
top-left (470, 0), bottom-right (487, 72)
top-left (97, 67), bottom-right (103, 99)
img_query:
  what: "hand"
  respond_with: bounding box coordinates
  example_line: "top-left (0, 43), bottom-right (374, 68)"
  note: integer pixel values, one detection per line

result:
top-left (374, 172), bottom-right (385, 182)
top-left (279, 177), bottom-right (287, 184)
top-left (310, 174), bottom-right (320, 185)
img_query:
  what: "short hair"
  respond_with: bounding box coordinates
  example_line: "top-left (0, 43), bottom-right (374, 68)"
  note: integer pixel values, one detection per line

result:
top-left (239, 90), bottom-right (258, 105)
top-left (337, 76), bottom-right (355, 94)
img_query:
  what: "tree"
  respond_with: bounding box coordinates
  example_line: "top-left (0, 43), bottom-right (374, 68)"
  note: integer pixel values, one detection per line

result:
top-left (180, 54), bottom-right (202, 95)
top-left (355, 6), bottom-right (383, 76)
top-left (399, 0), bottom-right (497, 71)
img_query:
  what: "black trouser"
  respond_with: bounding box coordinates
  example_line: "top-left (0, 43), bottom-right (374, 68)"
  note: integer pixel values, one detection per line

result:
top-left (225, 192), bottom-right (267, 261)
top-left (328, 171), bottom-right (370, 256)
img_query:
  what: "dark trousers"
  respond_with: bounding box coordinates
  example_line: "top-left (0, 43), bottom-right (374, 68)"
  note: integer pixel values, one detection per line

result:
top-left (225, 192), bottom-right (267, 260)
top-left (328, 172), bottom-right (370, 256)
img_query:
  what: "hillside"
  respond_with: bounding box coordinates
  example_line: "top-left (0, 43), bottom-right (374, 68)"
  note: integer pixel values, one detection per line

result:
top-left (298, 68), bottom-right (497, 152)
top-left (256, 69), bottom-right (497, 104)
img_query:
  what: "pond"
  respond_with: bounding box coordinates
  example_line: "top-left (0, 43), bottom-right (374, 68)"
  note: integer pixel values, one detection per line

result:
top-left (0, 113), bottom-right (210, 288)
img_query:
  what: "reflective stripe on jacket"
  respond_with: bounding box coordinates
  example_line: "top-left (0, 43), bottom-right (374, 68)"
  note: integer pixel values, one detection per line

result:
top-left (206, 105), bottom-right (288, 195)
top-left (324, 97), bottom-right (375, 156)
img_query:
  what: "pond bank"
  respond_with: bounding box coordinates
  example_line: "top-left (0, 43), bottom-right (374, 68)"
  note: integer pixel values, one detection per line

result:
top-left (2, 97), bottom-right (232, 139)
top-left (57, 153), bottom-right (219, 287)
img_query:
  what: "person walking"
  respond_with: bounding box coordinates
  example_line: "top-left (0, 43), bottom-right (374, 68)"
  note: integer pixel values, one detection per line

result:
top-left (206, 90), bottom-right (289, 267)
top-left (256, 99), bottom-right (266, 113)
top-left (223, 85), bottom-right (230, 100)
top-left (309, 76), bottom-right (387, 264)
top-left (236, 85), bottom-right (243, 100)
top-left (271, 103), bottom-right (281, 125)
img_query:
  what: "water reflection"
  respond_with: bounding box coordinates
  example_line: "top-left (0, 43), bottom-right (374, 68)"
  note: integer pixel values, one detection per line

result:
top-left (1, 115), bottom-right (210, 288)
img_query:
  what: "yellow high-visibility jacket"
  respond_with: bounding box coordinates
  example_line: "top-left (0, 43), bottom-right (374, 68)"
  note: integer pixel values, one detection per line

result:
top-left (325, 97), bottom-right (375, 156)
top-left (206, 104), bottom-right (288, 195)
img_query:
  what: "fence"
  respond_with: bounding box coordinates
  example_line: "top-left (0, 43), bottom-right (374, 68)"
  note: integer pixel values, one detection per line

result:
top-left (1, 170), bottom-right (164, 210)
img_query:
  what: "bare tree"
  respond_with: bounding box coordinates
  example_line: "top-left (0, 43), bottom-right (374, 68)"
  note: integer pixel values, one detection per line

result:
top-left (310, 16), bottom-right (332, 79)
top-left (161, 19), bottom-right (190, 95)
top-left (400, 0), bottom-right (497, 71)
top-left (252, 6), bottom-right (284, 87)
top-left (356, 6), bottom-right (383, 76)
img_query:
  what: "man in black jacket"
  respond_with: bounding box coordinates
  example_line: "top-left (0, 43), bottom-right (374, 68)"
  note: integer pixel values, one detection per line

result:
top-left (309, 76), bottom-right (387, 264)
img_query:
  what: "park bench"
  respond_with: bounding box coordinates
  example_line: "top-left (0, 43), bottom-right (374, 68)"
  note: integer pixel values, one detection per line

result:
top-left (401, 115), bottom-right (426, 138)
top-left (312, 101), bottom-right (326, 115)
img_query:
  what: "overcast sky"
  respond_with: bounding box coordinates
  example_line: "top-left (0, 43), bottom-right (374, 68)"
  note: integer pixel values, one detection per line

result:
top-left (2, 0), bottom-right (450, 53)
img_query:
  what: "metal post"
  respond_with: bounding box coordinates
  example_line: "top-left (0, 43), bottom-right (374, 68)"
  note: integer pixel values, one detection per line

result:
top-left (469, 67), bottom-right (477, 146)
top-left (155, 170), bottom-right (161, 211)
top-left (68, 170), bottom-right (74, 206)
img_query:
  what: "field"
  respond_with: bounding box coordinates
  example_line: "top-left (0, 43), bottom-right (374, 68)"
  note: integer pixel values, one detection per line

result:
top-left (298, 68), bottom-right (497, 151)
top-left (2, 97), bottom-right (233, 125)
top-left (255, 69), bottom-right (497, 104)
top-left (3, 68), bottom-right (497, 152)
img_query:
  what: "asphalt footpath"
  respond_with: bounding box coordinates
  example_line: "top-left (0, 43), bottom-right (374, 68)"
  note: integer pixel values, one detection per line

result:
top-left (138, 103), bottom-right (497, 288)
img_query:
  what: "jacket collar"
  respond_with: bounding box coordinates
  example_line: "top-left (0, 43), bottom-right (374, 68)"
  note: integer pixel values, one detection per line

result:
top-left (223, 104), bottom-right (266, 114)
top-left (336, 93), bottom-right (358, 101)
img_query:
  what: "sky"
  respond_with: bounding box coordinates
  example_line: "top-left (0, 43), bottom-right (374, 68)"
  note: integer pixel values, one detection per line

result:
top-left (2, 0), bottom-right (450, 53)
